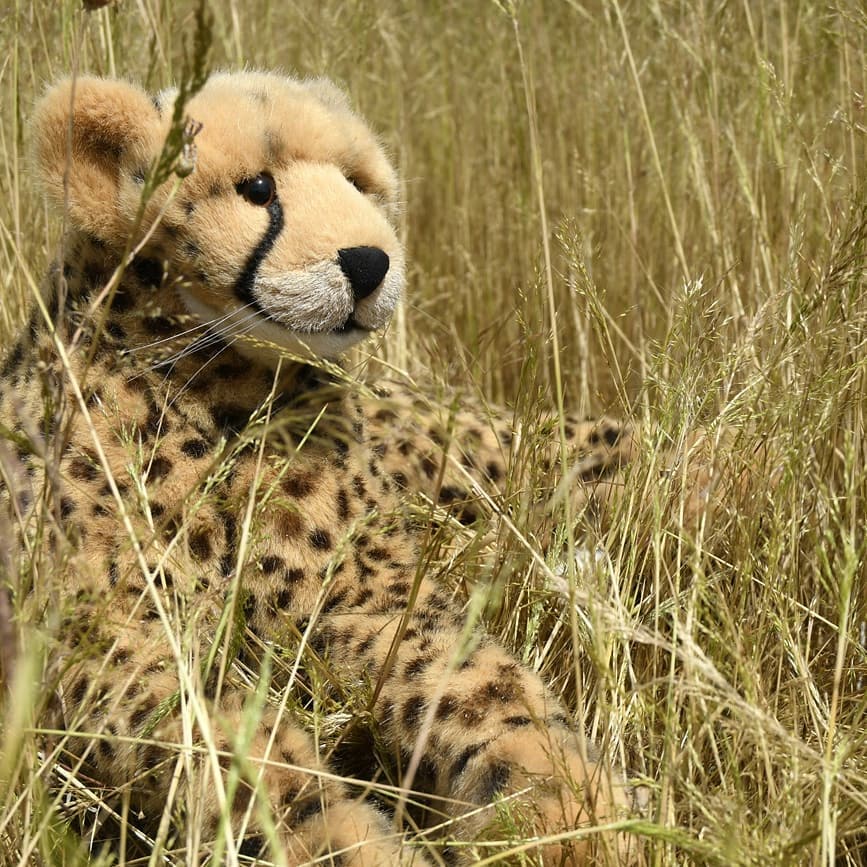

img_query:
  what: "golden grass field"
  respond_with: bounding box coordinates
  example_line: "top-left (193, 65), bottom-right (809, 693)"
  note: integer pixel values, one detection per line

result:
top-left (1, 1), bottom-right (866, 864)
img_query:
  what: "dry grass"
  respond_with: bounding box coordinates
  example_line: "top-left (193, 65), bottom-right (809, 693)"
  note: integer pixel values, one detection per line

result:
top-left (1, 0), bottom-right (866, 864)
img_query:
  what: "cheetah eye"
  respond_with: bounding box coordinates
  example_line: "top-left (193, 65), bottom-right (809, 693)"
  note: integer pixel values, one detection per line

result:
top-left (236, 173), bottom-right (276, 207)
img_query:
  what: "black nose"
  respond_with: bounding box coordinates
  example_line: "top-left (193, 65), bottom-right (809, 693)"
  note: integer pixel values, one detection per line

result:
top-left (337, 246), bottom-right (390, 301)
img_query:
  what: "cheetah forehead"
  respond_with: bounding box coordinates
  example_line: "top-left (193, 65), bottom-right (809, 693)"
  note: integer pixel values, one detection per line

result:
top-left (155, 71), bottom-right (398, 203)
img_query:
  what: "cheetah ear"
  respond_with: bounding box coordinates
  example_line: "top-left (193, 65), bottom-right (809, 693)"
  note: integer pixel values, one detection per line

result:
top-left (32, 76), bottom-right (162, 245)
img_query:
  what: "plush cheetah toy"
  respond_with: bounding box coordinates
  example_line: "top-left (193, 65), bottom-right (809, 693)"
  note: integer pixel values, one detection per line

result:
top-left (2, 72), bottom-right (644, 865)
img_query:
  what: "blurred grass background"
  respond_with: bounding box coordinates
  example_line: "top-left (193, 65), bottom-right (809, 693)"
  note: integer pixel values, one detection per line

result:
top-left (1, 1), bottom-right (866, 864)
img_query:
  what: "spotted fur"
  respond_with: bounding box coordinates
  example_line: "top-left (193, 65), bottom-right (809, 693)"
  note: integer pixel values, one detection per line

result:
top-left (1, 72), bottom-right (644, 865)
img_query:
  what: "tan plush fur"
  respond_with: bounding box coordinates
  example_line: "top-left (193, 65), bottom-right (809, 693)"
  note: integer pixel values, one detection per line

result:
top-left (1, 71), bottom-right (647, 864)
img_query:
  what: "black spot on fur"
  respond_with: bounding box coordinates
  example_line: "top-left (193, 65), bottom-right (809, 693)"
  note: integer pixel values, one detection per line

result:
top-left (602, 423), bottom-right (621, 446)
top-left (108, 287), bottom-right (134, 313)
top-left (421, 455), bottom-right (438, 479)
top-left (143, 315), bottom-right (177, 336)
top-left (220, 553), bottom-right (234, 577)
top-left (293, 796), bottom-right (323, 824)
top-left (427, 590), bottom-right (452, 612)
top-left (354, 554), bottom-right (374, 580)
top-left (481, 680), bottom-right (517, 703)
top-left (189, 530), bottom-right (212, 561)
top-left (367, 546), bottom-right (389, 562)
top-left (124, 682), bottom-right (142, 701)
top-left (356, 632), bottom-right (376, 655)
top-left (321, 588), bottom-right (348, 614)
top-left (211, 404), bottom-right (249, 434)
top-left (131, 257), bottom-right (164, 288)
top-left (309, 529), bottom-right (331, 550)
top-left (439, 486), bottom-right (465, 505)
top-left (485, 461), bottom-right (503, 482)
top-left (130, 699), bottom-right (157, 732)
top-left (111, 647), bottom-right (129, 665)
top-left (402, 695), bottom-right (425, 729)
top-left (70, 677), bottom-right (88, 705)
top-left (504, 715), bottom-right (533, 728)
top-left (260, 555), bottom-right (284, 574)
top-left (181, 438), bottom-right (210, 458)
top-left (479, 762), bottom-right (511, 801)
top-left (238, 837), bottom-right (265, 857)
top-left (242, 594), bottom-right (257, 620)
top-left (69, 455), bottom-right (98, 482)
top-left (146, 456), bottom-right (173, 481)
top-left (436, 695), bottom-right (458, 720)
top-left (387, 581), bottom-right (409, 598)
top-left (578, 460), bottom-right (613, 482)
top-left (404, 655), bottom-right (434, 678)
top-left (141, 744), bottom-right (164, 771)
top-left (380, 699), bottom-right (395, 730)
top-left (451, 742), bottom-right (486, 780)
top-left (336, 488), bottom-right (350, 521)
top-left (2, 342), bottom-right (24, 378)
top-left (353, 587), bottom-right (374, 607)
top-left (427, 427), bottom-right (444, 446)
top-left (459, 704), bottom-right (484, 727)
top-left (283, 472), bottom-right (314, 498)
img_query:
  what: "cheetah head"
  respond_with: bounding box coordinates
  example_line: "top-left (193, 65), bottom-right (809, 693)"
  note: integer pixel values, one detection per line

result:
top-left (33, 71), bottom-right (404, 361)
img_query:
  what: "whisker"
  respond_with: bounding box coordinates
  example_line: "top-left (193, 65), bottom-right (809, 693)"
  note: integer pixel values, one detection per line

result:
top-left (145, 313), bottom-right (261, 387)
top-left (123, 319), bottom-right (217, 354)
top-left (167, 310), bottom-right (263, 360)
top-left (127, 307), bottom-right (263, 382)
top-left (166, 327), bottom-right (259, 410)
top-left (124, 302), bottom-right (261, 355)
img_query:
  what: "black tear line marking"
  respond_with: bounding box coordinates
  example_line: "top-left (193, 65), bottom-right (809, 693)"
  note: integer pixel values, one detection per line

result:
top-left (233, 197), bottom-right (284, 314)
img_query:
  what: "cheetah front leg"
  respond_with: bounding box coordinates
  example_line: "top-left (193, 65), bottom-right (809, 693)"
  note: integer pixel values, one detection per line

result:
top-left (59, 633), bottom-right (431, 865)
top-left (204, 698), bottom-right (432, 866)
top-left (322, 578), bottom-right (643, 865)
